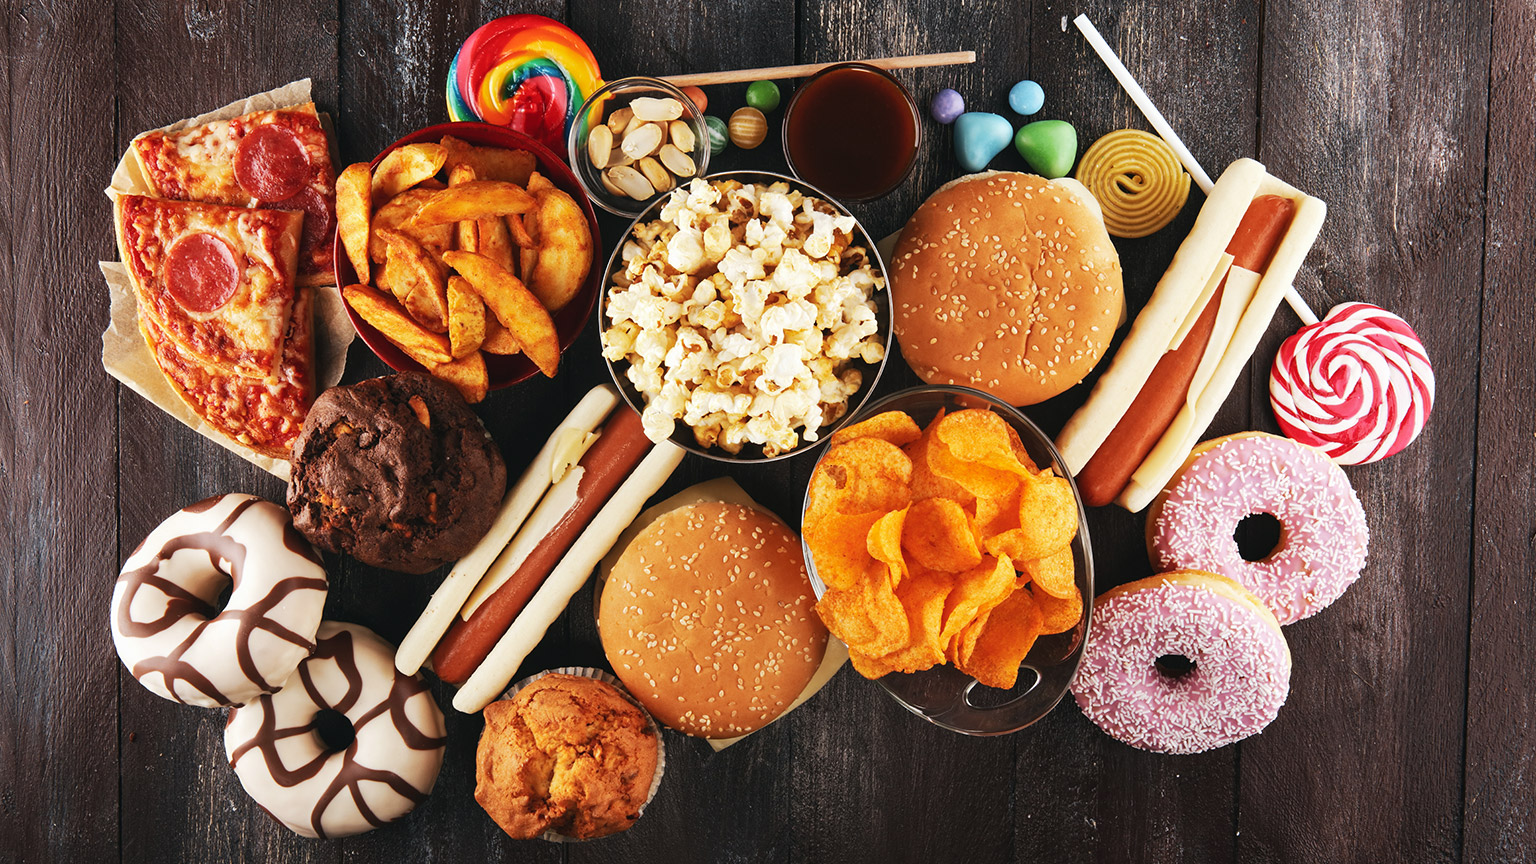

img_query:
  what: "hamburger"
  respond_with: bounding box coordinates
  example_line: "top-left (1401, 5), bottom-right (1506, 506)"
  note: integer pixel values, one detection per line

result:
top-left (597, 496), bottom-right (827, 739)
top-left (891, 171), bottom-right (1124, 405)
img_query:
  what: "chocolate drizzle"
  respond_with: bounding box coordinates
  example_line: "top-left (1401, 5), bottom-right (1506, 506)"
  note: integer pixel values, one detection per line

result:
top-left (115, 497), bottom-right (327, 705)
top-left (227, 627), bottom-right (446, 839)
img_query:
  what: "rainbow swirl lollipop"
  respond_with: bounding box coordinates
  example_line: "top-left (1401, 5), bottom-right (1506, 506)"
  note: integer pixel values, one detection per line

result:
top-left (446, 15), bottom-right (603, 153)
top-left (1269, 302), bottom-right (1434, 465)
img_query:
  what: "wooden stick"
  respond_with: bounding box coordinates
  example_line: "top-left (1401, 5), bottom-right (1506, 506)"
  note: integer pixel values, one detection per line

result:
top-left (660, 51), bottom-right (975, 87)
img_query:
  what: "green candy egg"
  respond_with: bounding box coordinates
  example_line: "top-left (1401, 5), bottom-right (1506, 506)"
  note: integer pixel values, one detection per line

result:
top-left (705, 115), bottom-right (730, 155)
top-left (745, 80), bottom-right (781, 113)
top-left (1013, 119), bottom-right (1078, 179)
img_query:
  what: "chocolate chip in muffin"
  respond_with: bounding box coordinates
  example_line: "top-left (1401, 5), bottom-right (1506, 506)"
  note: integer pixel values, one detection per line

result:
top-left (286, 371), bottom-right (506, 574)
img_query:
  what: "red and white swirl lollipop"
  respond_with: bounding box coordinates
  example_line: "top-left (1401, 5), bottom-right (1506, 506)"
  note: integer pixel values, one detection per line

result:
top-left (1269, 302), bottom-right (1434, 465)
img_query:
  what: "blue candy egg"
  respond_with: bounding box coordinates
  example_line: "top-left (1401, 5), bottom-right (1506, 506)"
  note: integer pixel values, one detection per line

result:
top-left (929, 88), bottom-right (965, 124)
top-left (1009, 80), bottom-right (1045, 116)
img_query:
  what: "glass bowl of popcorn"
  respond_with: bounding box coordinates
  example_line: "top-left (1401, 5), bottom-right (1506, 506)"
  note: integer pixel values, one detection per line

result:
top-left (599, 171), bottom-right (893, 462)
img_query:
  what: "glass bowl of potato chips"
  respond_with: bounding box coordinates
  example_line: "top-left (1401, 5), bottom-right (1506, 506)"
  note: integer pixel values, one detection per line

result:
top-left (333, 121), bottom-right (601, 401)
top-left (598, 170), bottom-right (892, 462)
top-left (800, 384), bottom-right (1094, 735)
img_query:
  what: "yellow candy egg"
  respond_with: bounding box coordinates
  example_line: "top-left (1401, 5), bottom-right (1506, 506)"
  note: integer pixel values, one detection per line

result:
top-left (728, 107), bottom-right (768, 150)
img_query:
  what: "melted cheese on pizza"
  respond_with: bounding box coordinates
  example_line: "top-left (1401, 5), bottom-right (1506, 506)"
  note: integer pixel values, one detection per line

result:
top-left (116, 194), bottom-right (302, 379)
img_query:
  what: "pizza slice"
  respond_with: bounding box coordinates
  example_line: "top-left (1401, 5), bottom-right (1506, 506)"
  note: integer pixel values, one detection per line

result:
top-left (115, 194), bottom-right (302, 380)
top-left (131, 103), bottom-right (338, 286)
top-left (140, 287), bottom-right (316, 459)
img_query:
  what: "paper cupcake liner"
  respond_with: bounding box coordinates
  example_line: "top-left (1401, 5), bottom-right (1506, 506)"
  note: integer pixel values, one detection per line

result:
top-left (499, 666), bottom-right (667, 843)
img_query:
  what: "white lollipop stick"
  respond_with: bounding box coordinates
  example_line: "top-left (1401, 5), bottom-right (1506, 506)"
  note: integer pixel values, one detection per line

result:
top-left (1073, 14), bottom-right (1318, 325)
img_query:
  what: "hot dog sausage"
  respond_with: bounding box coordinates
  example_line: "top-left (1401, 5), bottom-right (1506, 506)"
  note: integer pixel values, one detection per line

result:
top-left (1075, 195), bottom-right (1296, 507)
top-left (431, 406), bottom-right (652, 685)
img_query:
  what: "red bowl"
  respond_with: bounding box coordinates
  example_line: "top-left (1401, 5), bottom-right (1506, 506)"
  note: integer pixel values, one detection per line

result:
top-left (334, 121), bottom-right (602, 389)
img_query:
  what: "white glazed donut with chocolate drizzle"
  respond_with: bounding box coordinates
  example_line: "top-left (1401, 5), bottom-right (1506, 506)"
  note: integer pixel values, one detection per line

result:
top-left (110, 493), bottom-right (329, 708)
top-left (224, 622), bottom-right (447, 838)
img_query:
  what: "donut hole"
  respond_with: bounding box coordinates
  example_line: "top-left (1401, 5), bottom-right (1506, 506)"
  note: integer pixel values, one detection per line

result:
top-left (1155, 654), bottom-right (1196, 678)
top-left (1234, 512), bottom-right (1283, 562)
top-left (964, 667), bottom-right (1041, 708)
top-left (313, 708), bottom-right (356, 752)
top-left (209, 579), bottom-right (234, 616)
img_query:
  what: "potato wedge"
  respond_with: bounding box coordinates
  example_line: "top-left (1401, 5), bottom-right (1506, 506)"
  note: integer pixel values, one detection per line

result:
top-left (525, 181), bottom-right (593, 312)
top-left (443, 250), bottom-right (559, 377)
top-left (481, 316), bottom-right (522, 355)
top-left (335, 163), bottom-right (372, 283)
top-left (478, 214), bottom-right (516, 274)
top-left (441, 135), bottom-right (537, 186)
top-left (448, 162), bottom-right (479, 254)
top-left (372, 143), bottom-right (447, 203)
top-left (446, 275), bottom-right (486, 358)
top-left (413, 181), bottom-right (536, 226)
top-left (429, 351), bottom-right (489, 404)
top-left (342, 284), bottom-right (452, 366)
top-left (369, 188), bottom-right (453, 264)
top-left (379, 229), bottom-right (449, 332)
top-left (506, 212), bottom-right (536, 250)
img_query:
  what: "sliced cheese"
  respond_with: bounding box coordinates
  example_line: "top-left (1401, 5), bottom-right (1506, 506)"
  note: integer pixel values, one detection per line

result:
top-left (1167, 253), bottom-right (1234, 352)
top-left (594, 477), bottom-right (849, 751)
top-left (454, 441), bottom-right (687, 714)
top-left (395, 384), bottom-right (618, 675)
top-left (460, 465), bottom-right (586, 620)
top-left (1054, 158), bottom-right (1268, 473)
top-left (1128, 264), bottom-right (1260, 491)
top-left (1116, 186), bottom-right (1328, 512)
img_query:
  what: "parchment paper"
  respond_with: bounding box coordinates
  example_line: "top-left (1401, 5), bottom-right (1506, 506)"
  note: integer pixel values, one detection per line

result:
top-left (99, 79), bottom-right (355, 479)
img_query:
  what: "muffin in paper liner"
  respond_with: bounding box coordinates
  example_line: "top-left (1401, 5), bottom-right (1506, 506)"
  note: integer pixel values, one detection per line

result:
top-left (494, 666), bottom-right (666, 842)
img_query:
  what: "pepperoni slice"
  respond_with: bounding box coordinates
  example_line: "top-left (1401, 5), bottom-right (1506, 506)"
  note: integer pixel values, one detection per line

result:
top-left (235, 124), bottom-right (311, 202)
top-left (164, 232), bottom-right (240, 313)
top-left (269, 186), bottom-right (333, 252)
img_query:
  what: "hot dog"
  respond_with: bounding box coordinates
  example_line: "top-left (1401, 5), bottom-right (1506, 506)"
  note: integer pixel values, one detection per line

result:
top-left (1076, 195), bottom-right (1296, 506)
top-left (1055, 158), bottom-right (1327, 512)
top-left (432, 407), bottom-right (651, 685)
top-left (396, 383), bottom-right (686, 711)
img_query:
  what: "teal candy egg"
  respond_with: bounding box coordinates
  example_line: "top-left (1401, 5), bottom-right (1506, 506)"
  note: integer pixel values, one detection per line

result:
top-left (1008, 80), bottom-right (1045, 116)
top-left (953, 112), bottom-right (1013, 173)
top-left (705, 115), bottom-right (730, 155)
top-left (1013, 119), bottom-right (1078, 178)
top-left (745, 80), bottom-right (781, 112)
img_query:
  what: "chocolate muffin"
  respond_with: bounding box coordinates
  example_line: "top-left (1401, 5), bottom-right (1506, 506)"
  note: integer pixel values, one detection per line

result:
top-left (476, 674), bottom-right (660, 840)
top-left (287, 371), bottom-right (506, 574)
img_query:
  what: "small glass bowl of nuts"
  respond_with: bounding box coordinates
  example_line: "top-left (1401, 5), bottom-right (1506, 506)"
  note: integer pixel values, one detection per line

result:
top-left (568, 77), bottom-right (711, 218)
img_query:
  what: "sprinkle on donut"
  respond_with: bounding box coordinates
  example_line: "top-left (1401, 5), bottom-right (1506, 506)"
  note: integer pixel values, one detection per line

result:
top-left (1071, 571), bottom-right (1291, 754)
top-left (1146, 432), bottom-right (1369, 625)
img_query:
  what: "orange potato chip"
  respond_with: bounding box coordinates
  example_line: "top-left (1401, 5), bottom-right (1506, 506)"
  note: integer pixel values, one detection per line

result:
top-left (1030, 583), bottom-right (1084, 635)
top-left (985, 471), bottom-right (1079, 561)
top-left (815, 561), bottom-right (908, 657)
top-left (829, 410), bottom-right (923, 449)
top-left (846, 568), bottom-right (952, 679)
top-left (933, 409), bottom-right (1030, 477)
top-left (959, 588), bottom-right (1044, 689)
top-left (906, 421), bottom-right (976, 506)
top-left (938, 555), bottom-right (1017, 648)
top-left (947, 605), bottom-right (993, 669)
top-left (1004, 424), bottom-right (1040, 472)
top-left (804, 509), bottom-right (882, 592)
top-left (866, 507), bottom-right (909, 586)
top-left (814, 438), bottom-right (913, 515)
top-left (901, 497), bottom-right (982, 573)
top-left (973, 484), bottom-right (1021, 540)
top-left (1020, 546), bottom-right (1076, 599)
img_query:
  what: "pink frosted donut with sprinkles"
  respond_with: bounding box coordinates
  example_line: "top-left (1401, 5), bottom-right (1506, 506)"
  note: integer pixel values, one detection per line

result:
top-left (1071, 571), bottom-right (1291, 754)
top-left (1145, 432), bottom-right (1369, 625)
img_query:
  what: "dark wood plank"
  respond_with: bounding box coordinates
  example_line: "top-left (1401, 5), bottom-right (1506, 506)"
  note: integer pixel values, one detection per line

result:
top-left (111, 0), bottom-right (340, 861)
top-left (1237, 1), bottom-right (1489, 860)
top-left (0, 2), bottom-right (121, 861)
top-left (1463, 2), bottom-right (1535, 861)
top-left (1019, 3), bottom-right (1263, 861)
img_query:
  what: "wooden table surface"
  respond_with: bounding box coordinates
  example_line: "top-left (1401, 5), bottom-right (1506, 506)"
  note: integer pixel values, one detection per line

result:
top-left (4, 0), bottom-right (1532, 861)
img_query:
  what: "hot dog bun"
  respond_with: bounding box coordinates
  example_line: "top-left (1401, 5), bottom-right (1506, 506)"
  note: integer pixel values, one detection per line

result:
top-left (891, 171), bottom-right (1124, 406)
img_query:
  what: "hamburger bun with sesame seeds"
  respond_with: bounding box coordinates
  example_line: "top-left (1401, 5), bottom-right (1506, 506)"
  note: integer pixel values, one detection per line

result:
top-left (597, 501), bottom-right (828, 739)
top-left (891, 171), bottom-right (1124, 405)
